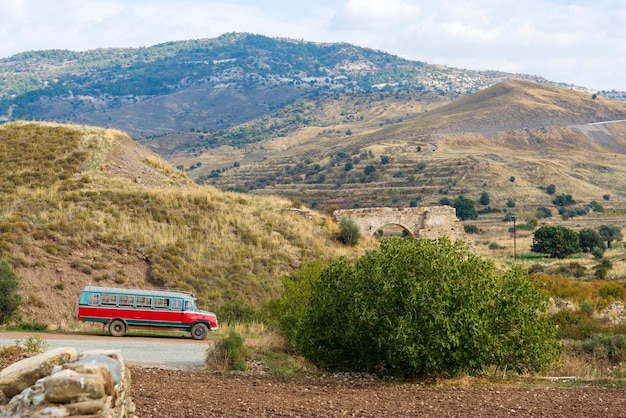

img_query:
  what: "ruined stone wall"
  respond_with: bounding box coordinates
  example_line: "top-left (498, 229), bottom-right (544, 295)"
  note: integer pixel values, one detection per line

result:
top-left (334, 205), bottom-right (464, 240)
top-left (0, 348), bottom-right (134, 417)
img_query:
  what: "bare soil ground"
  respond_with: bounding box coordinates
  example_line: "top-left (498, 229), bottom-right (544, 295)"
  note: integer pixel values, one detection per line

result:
top-left (129, 367), bottom-right (626, 418)
top-left (1, 354), bottom-right (625, 417)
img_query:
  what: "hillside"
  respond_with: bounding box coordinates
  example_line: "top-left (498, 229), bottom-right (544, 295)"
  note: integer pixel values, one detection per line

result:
top-left (1, 32), bottom-right (563, 141)
top-left (196, 80), bottom-right (626, 213)
top-left (0, 121), bottom-right (367, 327)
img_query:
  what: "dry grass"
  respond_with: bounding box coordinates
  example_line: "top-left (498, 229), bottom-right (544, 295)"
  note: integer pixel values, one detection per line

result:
top-left (0, 122), bottom-right (375, 325)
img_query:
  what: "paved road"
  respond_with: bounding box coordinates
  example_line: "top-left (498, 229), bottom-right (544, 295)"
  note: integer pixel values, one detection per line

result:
top-left (0, 332), bottom-right (210, 369)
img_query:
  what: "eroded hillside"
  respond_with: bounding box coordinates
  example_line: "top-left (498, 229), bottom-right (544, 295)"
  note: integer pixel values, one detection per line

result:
top-left (0, 122), bottom-right (365, 327)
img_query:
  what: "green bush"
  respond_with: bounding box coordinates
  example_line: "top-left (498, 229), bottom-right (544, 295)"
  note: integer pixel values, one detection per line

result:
top-left (551, 310), bottom-right (602, 340)
top-left (274, 237), bottom-right (560, 377)
top-left (463, 224), bottom-right (481, 234)
top-left (0, 259), bottom-right (21, 324)
top-left (208, 330), bottom-right (248, 371)
top-left (217, 300), bottom-right (260, 324)
top-left (566, 334), bottom-right (626, 365)
top-left (337, 217), bottom-right (360, 246)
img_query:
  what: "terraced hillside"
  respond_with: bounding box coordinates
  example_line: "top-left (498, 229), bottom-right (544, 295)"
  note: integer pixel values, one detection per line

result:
top-left (195, 80), bottom-right (626, 212)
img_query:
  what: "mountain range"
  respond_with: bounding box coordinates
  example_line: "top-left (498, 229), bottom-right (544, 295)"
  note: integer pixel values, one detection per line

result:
top-left (2, 32), bottom-right (626, 213)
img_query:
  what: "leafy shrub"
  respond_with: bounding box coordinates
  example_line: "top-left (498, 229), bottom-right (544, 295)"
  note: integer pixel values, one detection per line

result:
top-left (337, 217), bottom-right (360, 246)
top-left (14, 320), bottom-right (48, 332)
top-left (535, 206), bottom-right (553, 219)
top-left (274, 238), bottom-right (560, 377)
top-left (599, 282), bottom-right (624, 300)
top-left (550, 310), bottom-right (602, 340)
top-left (15, 335), bottom-right (48, 353)
top-left (552, 193), bottom-right (575, 206)
top-left (477, 207), bottom-right (501, 215)
top-left (463, 224), bottom-right (481, 234)
top-left (553, 262), bottom-right (587, 278)
top-left (217, 300), bottom-right (261, 324)
top-left (0, 259), bottom-right (21, 324)
top-left (566, 334), bottom-right (626, 365)
top-left (207, 330), bottom-right (248, 372)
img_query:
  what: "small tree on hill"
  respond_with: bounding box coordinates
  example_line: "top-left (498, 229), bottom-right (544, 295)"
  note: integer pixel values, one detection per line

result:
top-left (552, 193), bottom-right (575, 206)
top-left (454, 196), bottom-right (478, 221)
top-left (479, 192), bottom-right (490, 206)
top-left (337, 217), bottom-right (360, 246)
top-left (598, 224), bottom-right (623, 248)
top-left (578, 228), bottom-right (606, 253)
top-left (531, 226), bottom-right (581, 258)
top-left (546, 184), bottom-right (556, 195)
top-left (0, 259), bottom-right (21, 324)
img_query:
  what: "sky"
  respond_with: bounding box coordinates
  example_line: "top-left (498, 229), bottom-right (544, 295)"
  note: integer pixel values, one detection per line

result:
top-left (1, 0), bottom-right (625, 91)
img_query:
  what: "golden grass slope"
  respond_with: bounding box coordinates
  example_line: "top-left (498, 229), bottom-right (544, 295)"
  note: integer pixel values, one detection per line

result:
top-left (195, 80), bottom-right (626, 212)
top-left (0, 121), bottom-right (368, 327)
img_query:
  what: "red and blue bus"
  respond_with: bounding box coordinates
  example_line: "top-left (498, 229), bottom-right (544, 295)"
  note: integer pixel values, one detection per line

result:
top-left (78, 286), bottom-right (218, 340)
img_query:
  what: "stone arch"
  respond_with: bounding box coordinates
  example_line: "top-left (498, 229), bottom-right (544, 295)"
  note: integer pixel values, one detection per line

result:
top-left (334, 206), bottom-right (464, 241)
top-left (370, 222), bottom-right (415, 239)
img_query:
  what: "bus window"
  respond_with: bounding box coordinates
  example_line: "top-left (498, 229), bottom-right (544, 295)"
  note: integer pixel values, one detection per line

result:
top-left (154, 297), bottom-right (169, 309)
top-left (101, 294), bottom-right (117, 306)
top-left (88, 294), bottom-right (100, 306)
top-left (118, 295), bottom-right (135, 307)
top-left (136, 296), bottom-right (152, 308)
top-left (171, 299), bottom-right (182, 311)
top-left (184, 301), bottom-right (194, 311)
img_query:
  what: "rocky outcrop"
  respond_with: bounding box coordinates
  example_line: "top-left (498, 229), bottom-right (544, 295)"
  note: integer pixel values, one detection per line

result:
top-left (0, 348), bottom-right (134, 417)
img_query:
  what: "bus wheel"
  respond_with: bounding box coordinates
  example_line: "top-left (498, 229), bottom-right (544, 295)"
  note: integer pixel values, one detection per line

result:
top-left (109, 319), bottom-right (126, 337)
top-left (191, 323), bottom-right (209, 340)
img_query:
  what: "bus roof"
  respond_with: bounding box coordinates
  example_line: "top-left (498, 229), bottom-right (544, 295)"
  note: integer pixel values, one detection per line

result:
top-left (81, 286), bottom-right (196, 300)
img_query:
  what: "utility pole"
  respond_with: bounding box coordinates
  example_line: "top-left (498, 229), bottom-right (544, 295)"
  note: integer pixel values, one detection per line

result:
top-left (512, 214), bottom-right (518, 261)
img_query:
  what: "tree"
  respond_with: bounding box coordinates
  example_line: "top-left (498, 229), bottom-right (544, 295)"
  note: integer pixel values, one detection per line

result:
top-left (552, 193), bottom-right (575, 206)
top-left (337, 217), bottom-right (360, 246)
top-left (535, 206), bottom-right (553, 219)
top-left (479, 192), bottom-right (490, 206)
top-left (531, 226), bottom-right (581, 258)
top-left (453, 196), bottom-right (478, 221)
top-left (598, 224), bottom-right (623, 248)
top-left (578, 228), bottom-right (606, 253)
top-left (0, 259), bottom-right (21, 324)
top-left (546, 184), bottom-right (556, 195)
top-left (273, 238), bottom-right (560, 377)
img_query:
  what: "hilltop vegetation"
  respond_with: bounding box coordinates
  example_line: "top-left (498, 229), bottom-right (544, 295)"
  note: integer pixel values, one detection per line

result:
top-left (0, 32), bottom-right (557, 140)
top-left (0, 122), bottom-right (365, 326)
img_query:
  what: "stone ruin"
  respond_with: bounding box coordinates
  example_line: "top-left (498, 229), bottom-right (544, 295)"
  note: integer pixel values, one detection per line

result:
top-left (334, 205), bottom-right (464, 240)
top-left (0, 347), bottom-right (134, 417)
top-left (603, 301), bottom-right (626, 324)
